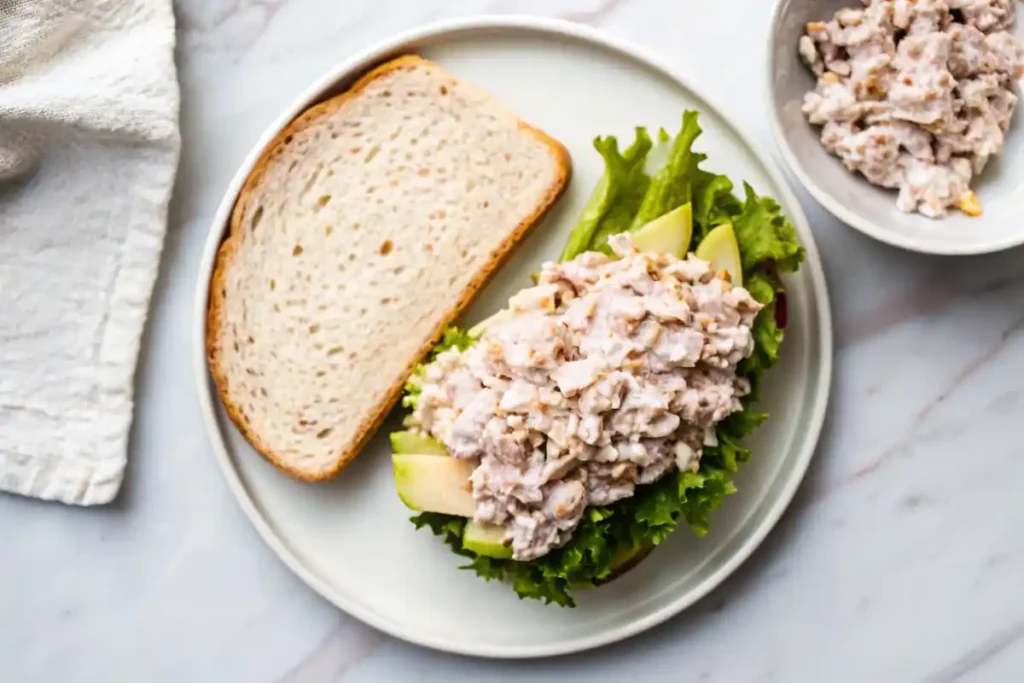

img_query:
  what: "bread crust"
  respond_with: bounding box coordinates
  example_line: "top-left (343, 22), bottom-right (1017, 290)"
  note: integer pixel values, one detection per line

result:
top-left (207, 55), bottom-right (571, 481)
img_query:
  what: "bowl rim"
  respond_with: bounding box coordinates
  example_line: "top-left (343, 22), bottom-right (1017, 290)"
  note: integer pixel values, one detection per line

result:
top-left (193, 14), bottom-right (835, 658)
top-left (765, 0), bottom-right (1024, 256)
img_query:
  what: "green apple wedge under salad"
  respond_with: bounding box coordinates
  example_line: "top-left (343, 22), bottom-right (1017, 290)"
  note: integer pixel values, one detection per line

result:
top-left (390, 111), bottom-right (804, 607)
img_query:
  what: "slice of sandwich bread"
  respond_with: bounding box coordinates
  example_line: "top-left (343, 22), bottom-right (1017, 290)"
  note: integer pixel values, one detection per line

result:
top-left (207, 55), bottom-right (571, 480)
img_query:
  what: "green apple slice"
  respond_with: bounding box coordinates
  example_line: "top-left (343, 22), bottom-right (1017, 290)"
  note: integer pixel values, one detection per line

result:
top-left (462, 521), bottom-right (513, 559)
top-left (631, 202), bottom-right (693, 258)
top-left (694, 222), bottom-right (743, 287)
top-left (390, 431), bottom-right (447, 456)
top-left (392, 454), bottom-right (475, 516)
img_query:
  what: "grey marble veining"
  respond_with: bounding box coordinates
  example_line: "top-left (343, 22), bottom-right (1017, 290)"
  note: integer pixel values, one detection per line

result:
top-left (2, 1), bottom-right (1023, 681)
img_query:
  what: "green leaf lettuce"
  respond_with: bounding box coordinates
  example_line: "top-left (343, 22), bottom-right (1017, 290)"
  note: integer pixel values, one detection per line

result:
top-left (403, 111), bottom-right (804, 607)
top-left (560, 128), bottom-right (653, 261)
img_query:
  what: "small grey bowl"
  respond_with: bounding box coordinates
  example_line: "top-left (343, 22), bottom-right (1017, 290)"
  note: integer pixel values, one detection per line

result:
top-left (767, 0), bottom-right (1024, 255)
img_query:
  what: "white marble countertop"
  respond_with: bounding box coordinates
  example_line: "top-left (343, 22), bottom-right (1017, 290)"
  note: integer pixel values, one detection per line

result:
top-left (3, 0), bottom-right (1024, 681)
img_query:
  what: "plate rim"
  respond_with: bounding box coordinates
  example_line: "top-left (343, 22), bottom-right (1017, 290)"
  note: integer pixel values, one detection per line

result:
top-left (192, 14), bottom-right (834, 659)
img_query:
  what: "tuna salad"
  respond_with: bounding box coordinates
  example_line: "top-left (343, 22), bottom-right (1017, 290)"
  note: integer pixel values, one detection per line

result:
top-left (408, 235), bottom-right (762, 561)
top-left (392, 111), bottom-right (805, 607)
top-left (799, 0), bottom-right (1023, 218)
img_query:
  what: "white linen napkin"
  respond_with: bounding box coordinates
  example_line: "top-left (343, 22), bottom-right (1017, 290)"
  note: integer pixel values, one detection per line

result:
top-left (0, 0), bottom-right (180, 505)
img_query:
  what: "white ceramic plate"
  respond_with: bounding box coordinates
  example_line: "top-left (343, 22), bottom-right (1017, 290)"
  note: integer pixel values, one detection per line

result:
top-left (193, 16), bottom-right (833, 658)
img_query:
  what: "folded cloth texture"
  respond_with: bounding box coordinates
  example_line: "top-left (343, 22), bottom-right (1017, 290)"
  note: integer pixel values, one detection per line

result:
top-left (0, 0), bottom-right (180, 504)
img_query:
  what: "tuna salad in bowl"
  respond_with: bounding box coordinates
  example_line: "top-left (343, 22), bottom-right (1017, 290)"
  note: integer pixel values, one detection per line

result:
top-left (391, 111), bottom-right (804, 607)
top-left (769, 0), bottom-right (1024, 254)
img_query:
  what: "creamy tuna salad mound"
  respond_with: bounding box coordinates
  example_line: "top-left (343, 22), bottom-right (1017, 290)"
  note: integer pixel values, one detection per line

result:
top-left (799, 0), bottom-right (1023, 218)
top-left (407, 234), bottom-right (762, 560)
